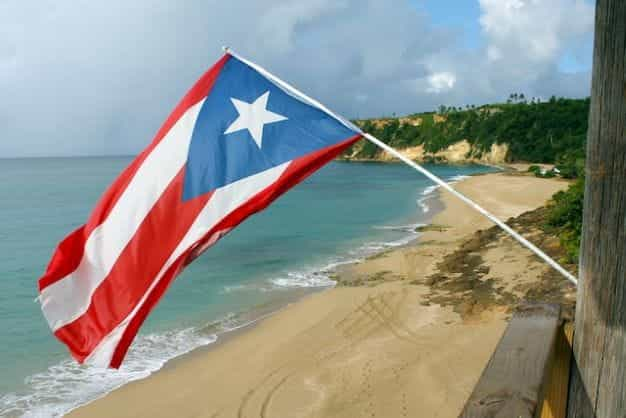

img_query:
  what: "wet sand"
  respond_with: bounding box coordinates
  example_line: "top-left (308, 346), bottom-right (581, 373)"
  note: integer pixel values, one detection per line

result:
top-left (68, 171), bottom-right (576, 418)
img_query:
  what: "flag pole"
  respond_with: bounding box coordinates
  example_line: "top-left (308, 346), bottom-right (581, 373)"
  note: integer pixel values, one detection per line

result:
top-left (222, 46), bottom-right (578, 286)
top-left (362, 133), bottom-right (578, 285)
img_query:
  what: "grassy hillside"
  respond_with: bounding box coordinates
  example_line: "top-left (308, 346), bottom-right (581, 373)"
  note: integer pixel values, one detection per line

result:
top-left (349, 96), bottom-right (589, 168)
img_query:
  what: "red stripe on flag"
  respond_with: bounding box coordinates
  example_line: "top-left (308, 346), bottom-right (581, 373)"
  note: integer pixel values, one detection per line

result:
top-left (54, 169), bottom-right (213, 362)
top-left (39, 54), bottom-right (230, 291)
top-left (108, 134), bottom-right (361, 368)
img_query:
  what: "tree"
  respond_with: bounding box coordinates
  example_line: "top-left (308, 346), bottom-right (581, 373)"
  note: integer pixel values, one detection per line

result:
top-left (350, 97), bottom-right (589, 162)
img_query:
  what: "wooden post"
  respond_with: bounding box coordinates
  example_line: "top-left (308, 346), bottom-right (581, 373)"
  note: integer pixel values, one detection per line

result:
top-left (459, 304), bottom-right (561, 418)
top-left (540, 323), bottom-right (574, 418)
top-left (567, 1), bottom-right (626, 417)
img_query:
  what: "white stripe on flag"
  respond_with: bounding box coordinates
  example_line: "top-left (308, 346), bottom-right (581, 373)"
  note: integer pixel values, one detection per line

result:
top-left (85, 161), bottom-right (290, 366)
top-left (40, 99), bottom-right (206, 331)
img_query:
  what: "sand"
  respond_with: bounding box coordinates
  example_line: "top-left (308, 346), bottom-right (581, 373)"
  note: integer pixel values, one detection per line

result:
top-left (68, 171), bottom-right (576, 418)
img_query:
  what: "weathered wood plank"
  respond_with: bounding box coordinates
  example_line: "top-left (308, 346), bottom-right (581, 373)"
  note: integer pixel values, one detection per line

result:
top-left (459, 303), bottom-right (560, 418)
top-left (567, 1), bottom-right (626, 417)
top-left (540, 323), bottom-right (574, 418)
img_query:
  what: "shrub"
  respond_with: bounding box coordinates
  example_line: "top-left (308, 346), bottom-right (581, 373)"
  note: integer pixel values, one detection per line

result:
top-left (556, 148), bottom-right (586, 179)
top-left (547, 178), bottom-right (584, 262)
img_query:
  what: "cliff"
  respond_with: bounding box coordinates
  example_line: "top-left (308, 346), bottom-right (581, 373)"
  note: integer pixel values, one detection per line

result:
top-left (343, 139), bottom-right (510, 165)
top-left (342, 97), bottom-right (589, 165)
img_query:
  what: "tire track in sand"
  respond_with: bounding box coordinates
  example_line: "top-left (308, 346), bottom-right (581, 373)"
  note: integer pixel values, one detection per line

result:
top-left (260, 373), bottom-right (294, 418)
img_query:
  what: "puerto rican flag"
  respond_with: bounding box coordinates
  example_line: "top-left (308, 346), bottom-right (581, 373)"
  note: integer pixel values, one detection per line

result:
top-left (38, 52), bottom-right (362, 368)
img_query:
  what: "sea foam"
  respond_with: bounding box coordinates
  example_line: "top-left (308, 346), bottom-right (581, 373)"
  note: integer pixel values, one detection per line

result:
top-left (0, 326), bottom-right (218, 417)
top-left (267, 175), bottom-right (473, 290)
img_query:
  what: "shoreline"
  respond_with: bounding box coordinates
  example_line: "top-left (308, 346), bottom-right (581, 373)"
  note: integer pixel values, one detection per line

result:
top-left (61, 173), bottom-right (447, 416)
top-left (158, 284), bottom-right (328, 373)
top-left (68, 171), bottom-right (575, 418)
top-left (5, 163), bottom-right (453, 418)
top-left (154, 166), bottom-right (456, 378)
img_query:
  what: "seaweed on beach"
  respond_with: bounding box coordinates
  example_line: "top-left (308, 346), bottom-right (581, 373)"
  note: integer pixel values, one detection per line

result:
top-left (420, 206), bottom-right (577, 320)
top-left (421, 226), bottom-right (517, 319)
top-left (336, 270), bottom-right (397, 287)
top-left (414, 224), bottom-right (450, 233)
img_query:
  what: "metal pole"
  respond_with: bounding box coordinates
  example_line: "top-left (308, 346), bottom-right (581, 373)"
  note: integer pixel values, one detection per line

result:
top-left (363, 133), bottom-right (578, 286)
top-left (223, 46), bottom-right (578, 286)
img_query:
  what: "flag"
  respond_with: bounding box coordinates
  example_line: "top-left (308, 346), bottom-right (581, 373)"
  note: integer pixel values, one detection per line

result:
top-left (38, 52), bottom-right (361, 368)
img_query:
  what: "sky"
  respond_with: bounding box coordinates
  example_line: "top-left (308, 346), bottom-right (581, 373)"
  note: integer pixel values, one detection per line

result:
top-left (0, 0), bottom-right (596, 158)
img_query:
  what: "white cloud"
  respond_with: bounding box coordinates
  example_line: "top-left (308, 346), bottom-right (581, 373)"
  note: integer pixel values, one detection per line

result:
top-left (426, 72), bottom-right (457, 93)
top-left (479, 0), bottom-right (594, 66)
top-left (0, 0), bottom-right (596, 157)
top-left (423, 0), bottom-right (595, 109)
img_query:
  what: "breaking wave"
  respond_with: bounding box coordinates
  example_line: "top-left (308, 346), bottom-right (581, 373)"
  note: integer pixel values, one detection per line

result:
top-left (0, 327), bottom-right (217, 418)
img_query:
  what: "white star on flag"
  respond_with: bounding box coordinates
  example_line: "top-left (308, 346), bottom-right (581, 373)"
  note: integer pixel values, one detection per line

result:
top-left (224, 91), bottom-right (287, 148)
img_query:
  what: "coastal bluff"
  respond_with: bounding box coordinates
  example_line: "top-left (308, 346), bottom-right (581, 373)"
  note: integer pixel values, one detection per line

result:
top-left (341, 97), bottom-right (588, 166)
top-left (343, 138), bottom-right (510, 165)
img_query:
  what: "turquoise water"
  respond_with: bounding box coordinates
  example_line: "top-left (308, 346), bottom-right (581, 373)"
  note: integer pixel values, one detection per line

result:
top-left (0, 157), bottom-right (495, 417)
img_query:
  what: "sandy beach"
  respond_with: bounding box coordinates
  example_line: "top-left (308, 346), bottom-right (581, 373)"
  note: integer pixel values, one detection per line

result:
top-left (68, 171), bottom-right (577, 418)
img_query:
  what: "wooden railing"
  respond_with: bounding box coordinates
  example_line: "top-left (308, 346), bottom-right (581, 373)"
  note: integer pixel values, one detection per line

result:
top-left (459, 303), bottom-right (574, 418)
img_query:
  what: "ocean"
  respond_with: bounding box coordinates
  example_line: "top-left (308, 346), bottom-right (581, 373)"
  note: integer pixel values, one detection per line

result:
top-left (0, 157), bottom-right (495, 417)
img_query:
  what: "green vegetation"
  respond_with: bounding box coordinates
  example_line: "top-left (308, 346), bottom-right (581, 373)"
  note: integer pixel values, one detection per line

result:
top-left (527, 165), bottom-right (558, 178)
top-left (547, 178), bottom-right (585, 263)
top-left (349, 96), bottom-right (589, 165)
top-left (349, 94), bottom-right (590, 264)
top-left (555, 147), bottom-right (586, 179)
